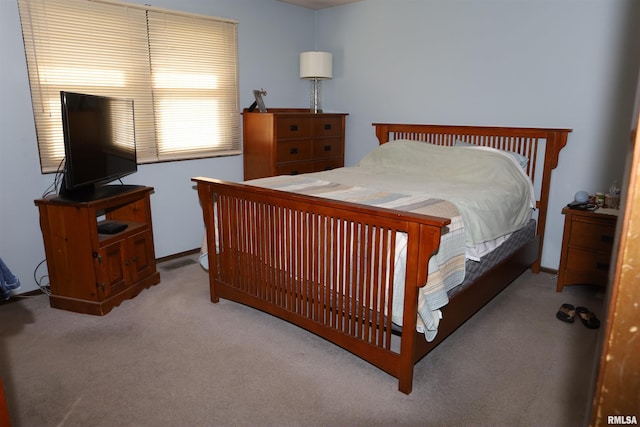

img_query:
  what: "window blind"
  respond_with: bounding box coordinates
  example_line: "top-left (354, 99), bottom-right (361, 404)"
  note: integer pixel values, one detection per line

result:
top-left (18, 0), bottom-right (240, 173)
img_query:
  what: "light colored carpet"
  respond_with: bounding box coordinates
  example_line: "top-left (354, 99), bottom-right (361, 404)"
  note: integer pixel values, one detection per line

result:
top-left (1, 255), bottom-right (604, 427)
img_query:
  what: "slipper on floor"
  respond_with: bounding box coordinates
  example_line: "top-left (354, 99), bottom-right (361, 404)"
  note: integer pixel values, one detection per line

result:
top-left (556, 303), bottom-right (576, 323)
top-left (576, 307), bottom-right (600, 329)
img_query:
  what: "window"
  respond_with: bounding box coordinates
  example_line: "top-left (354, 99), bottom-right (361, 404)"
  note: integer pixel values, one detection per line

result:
top-left (18, 0), bottom-right (240, 173)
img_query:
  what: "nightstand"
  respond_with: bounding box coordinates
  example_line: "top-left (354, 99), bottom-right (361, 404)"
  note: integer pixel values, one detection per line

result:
top-left (557, 207), bottom-right (618, 292)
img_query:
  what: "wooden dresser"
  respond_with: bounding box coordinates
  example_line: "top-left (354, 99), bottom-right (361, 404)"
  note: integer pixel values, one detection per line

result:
top-left (557, 207), bottom-right (618, 292)
top-left (242, 108), bottom-right (348, 180)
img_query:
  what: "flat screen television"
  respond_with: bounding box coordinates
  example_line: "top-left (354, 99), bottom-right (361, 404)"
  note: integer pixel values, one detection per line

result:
top-left (59, 91), bottom-right (138, 201)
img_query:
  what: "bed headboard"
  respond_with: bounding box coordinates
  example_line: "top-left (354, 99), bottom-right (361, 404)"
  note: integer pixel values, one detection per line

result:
top-left (373, 123), bottom-right (572, 271)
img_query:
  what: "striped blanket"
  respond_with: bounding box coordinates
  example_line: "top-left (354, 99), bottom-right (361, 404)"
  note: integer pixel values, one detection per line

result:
top-left (202, 175), bottom-right (466, 341)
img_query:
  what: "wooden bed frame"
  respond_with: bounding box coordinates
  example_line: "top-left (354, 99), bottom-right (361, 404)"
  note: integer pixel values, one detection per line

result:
top-left (192, 123), bottom-right (571, 394)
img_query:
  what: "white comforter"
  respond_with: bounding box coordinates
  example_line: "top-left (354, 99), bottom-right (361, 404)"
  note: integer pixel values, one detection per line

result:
top-left (310, 140), bottom-right (536, 251)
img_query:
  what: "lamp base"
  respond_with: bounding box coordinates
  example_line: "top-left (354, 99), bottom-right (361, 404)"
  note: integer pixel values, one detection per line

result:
top-left (309, 78), bottom-right (322, 113)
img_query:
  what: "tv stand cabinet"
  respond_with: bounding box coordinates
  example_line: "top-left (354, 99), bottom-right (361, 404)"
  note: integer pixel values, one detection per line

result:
top-left (35, 186), bottom-right (160, 315)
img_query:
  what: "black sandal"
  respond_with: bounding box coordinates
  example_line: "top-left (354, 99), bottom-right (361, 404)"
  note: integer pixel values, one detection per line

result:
top-left (556, 303), bottom-right (576, 323)
top-left (576, 306), bottom-right (600, 329)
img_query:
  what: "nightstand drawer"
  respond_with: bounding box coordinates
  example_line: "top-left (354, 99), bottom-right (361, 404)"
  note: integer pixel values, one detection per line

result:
top-left (313, 139), bottom-right (342, 159)
top-left (313, 117), bottom-right (343, 137)
top-left (276, 117), bottom-right (312, 139)
top-left (564, 248), bottom-right (610, 286)
top-left (569, 219), bottom-right (615, 251)
top-left (566, 247), bottom-right (611, 274)
top-left (276, 140), bottom-right (312, 163)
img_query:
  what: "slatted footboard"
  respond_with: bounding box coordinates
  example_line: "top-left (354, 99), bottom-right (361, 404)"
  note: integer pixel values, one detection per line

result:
top-left (192, 177), bottom-right (449, 393)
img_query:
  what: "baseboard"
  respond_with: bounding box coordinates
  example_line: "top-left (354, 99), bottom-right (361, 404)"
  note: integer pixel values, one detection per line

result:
top-left (156, 248), bottom-right (200, 264)
top-left (3, 251), bottom-right (557, 308)
top-left (539, 266), bottom-right (558, 275)
top-left (0, 290), bottom-right (44, 306)
top-left (1, 249), bottom-right (201, 307)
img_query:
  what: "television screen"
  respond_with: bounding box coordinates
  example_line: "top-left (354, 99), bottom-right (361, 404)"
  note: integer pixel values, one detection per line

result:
top-left (60, 91), bottom-right (137, 200)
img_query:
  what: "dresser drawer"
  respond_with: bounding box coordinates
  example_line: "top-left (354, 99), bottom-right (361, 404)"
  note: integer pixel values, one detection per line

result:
top-left (313, 138), bottom-right (343, 159)
top-left (312, 117), bottom-right (343, 137)
top-left (569, 219), bottom-right (616, 251)
top-left (312, 158), bottom-right (344, 172)
top-left (276, 140), bottom-right (312, 163)
top-left (275, 162), bottom-right (315, 176)
top-left (276, 117), bottom-right (312, 139)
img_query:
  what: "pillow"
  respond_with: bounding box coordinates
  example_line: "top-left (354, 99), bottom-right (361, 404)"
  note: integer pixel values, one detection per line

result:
top-left (358, 139), bottom-right (438, 172)
top-left (454, 140), bottom-right (528, 169)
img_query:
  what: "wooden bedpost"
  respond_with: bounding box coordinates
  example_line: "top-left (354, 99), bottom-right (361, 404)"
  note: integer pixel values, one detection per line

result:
top-left (375, 123), bottom-right (391, 144)
top-left (195, 180), bottom-right (220, 303)
top-left (532, 129), bottom-right (570, 273)
top-left (397, 222), bottom-right (443, 394)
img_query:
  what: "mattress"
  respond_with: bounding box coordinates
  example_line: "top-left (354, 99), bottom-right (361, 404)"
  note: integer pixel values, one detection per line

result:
top-left (449, 218), bottom-right (537, 299)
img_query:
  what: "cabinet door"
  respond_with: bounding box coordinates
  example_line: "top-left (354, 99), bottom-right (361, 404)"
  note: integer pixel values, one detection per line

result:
top-left (97, 241), bottom-right (126, 299)
top-left (126, 230), bottom-right (155, 283)
top-left (96, 230), bottom-right (154, 297)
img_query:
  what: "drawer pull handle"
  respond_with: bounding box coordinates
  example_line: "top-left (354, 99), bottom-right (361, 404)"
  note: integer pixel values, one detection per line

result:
top-left (324, 123), bottom-right (332, 130)
top-left (601, 235), bottom-right (614, 243)
top-left (324, 145), bottom-right (332, 152)
top-left (290, 148), bottom-right (298, 155)
top-left (596, 262), bottom-right (609, 271)
top-left (290, 125), bottom-right (298, 131)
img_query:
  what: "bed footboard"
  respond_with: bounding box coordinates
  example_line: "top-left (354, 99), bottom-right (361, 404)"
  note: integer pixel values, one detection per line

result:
top-left (193, 176), bottom-right (449, 394)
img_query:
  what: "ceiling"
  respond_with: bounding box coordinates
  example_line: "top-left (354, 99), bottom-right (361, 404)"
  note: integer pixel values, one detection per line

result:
top-left (277, 0), bottom-right (362, 10)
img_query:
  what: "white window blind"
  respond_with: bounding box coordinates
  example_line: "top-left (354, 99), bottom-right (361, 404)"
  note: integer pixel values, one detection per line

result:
top-left (18, 0), bottom-right (240, 173)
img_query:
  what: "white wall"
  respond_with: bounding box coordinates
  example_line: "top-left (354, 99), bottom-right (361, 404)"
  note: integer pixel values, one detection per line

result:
top-left (2, 0), bottom-right (639, 295)
top-left (316, 0), bottom-right (640, 269)
top-left (0, 0), bottom-right (316, 293)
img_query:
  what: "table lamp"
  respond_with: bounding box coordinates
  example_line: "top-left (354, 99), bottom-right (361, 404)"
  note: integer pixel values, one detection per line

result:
top-left (300, 51), bottom-right (332, 113)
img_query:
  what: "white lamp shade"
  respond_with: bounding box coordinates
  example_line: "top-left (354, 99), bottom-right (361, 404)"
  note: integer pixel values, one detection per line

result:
top-left (300, 51), bottom-right (332, 79)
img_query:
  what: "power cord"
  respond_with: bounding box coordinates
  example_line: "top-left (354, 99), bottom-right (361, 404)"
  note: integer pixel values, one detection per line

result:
top-left (41, 157), bottom-right (65, 198)
top-left (33, 259), bottom-right (50, 296)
